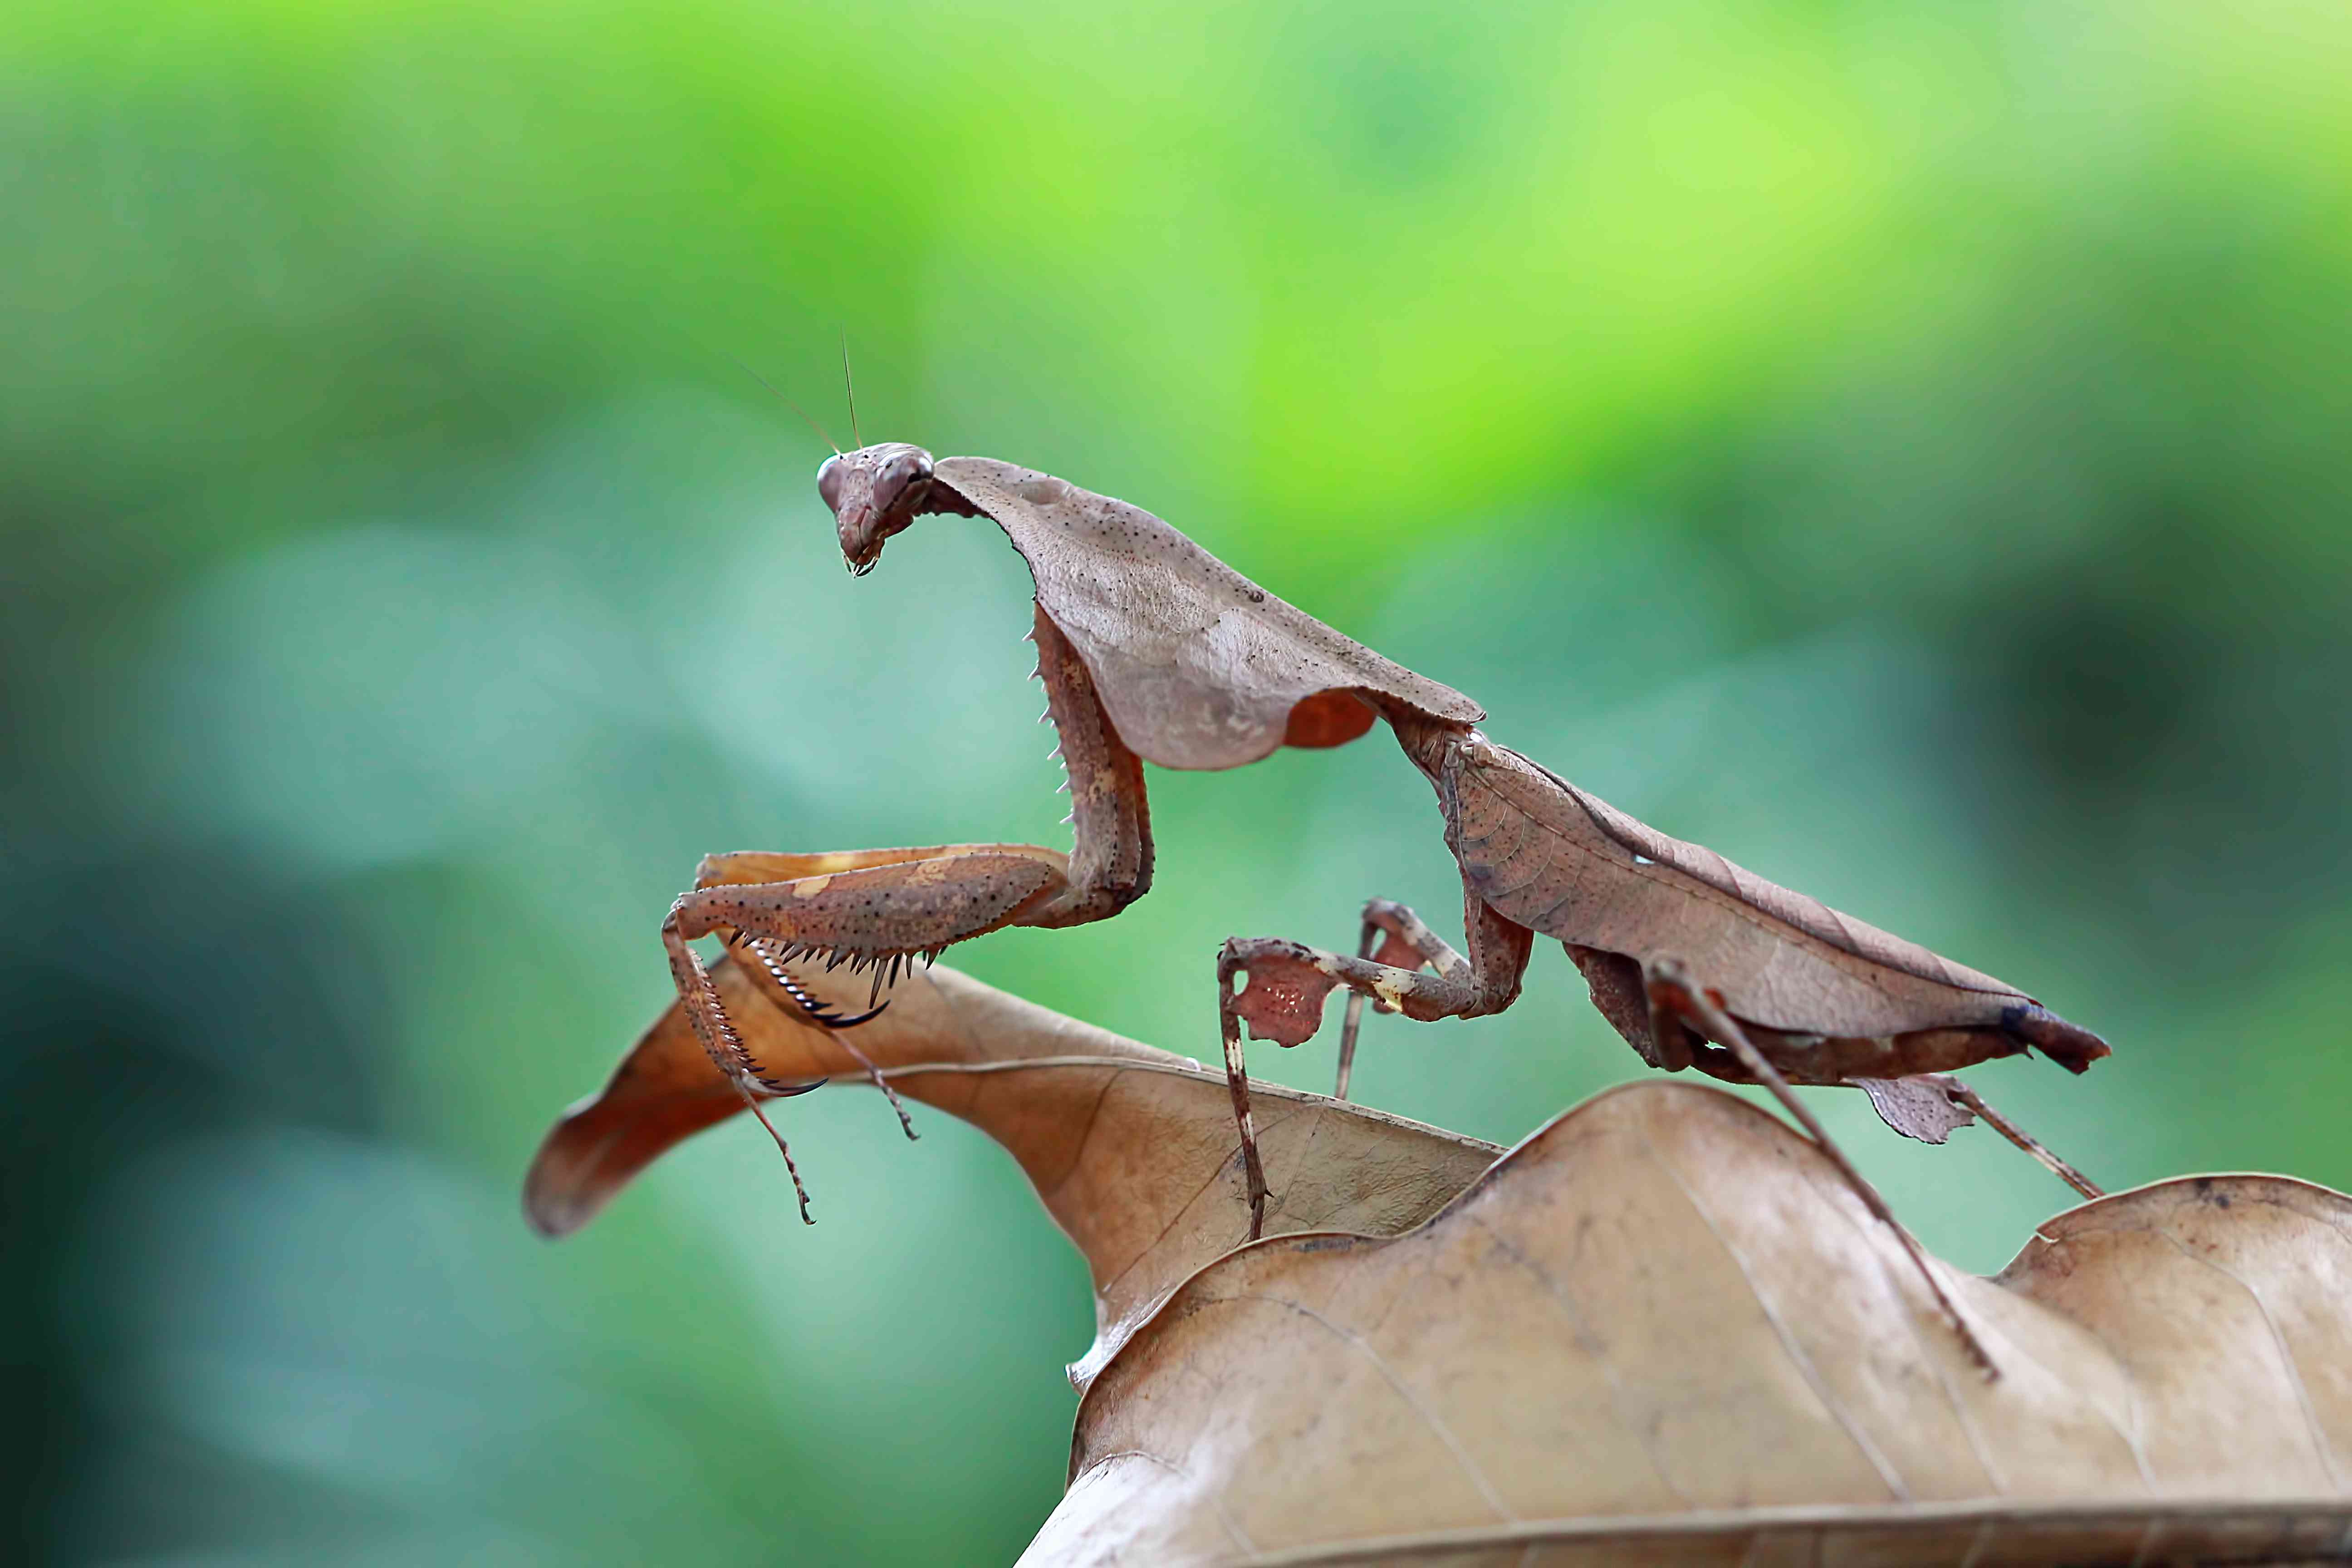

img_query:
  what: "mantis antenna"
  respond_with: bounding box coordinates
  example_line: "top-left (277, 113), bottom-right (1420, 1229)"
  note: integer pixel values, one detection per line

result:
top-left (729, 354), bottom-right (840, 455)
top-left (840, 332), bottom-right (861, 449)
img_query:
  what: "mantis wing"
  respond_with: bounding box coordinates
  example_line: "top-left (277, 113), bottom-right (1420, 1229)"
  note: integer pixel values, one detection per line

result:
top-left (935, 456), bottom-right (1482, 770)
top-left (1457, 743), bottom-right (2110, 1064)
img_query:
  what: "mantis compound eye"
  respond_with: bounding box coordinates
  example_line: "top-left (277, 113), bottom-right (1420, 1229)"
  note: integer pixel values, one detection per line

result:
top-left (872, 451), bottom-right (934, 515)
top-left (816, 453), bottom-right (845, 514)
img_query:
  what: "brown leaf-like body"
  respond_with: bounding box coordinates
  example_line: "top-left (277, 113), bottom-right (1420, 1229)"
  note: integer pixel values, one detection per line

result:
top-left (933, 456), bottom-right (1483, 770)
top-left (1451, 739), bottom-right (2103, 1057)
top-left (1032, 1084), bottom-right (2352, 1567)
top-left (832, 445), bottom-right (2108, 1077)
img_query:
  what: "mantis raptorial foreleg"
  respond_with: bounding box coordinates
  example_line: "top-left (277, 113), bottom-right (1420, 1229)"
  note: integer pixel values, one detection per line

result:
top-left (671, 845), bottom-right (1071, 1000)
top-left (651, 597), bottom-right (1157, 1217)
top-left (695, 848), bottom-right (992, 1142)
top-left (663, 840), bottom-right (1081, 1218)
top-left (728, 930), bottom-right (917, 1139)
top-left (667, 600), bottom-right (1152, 1049)
top-left (659, 900), bottom-right (833, 1222)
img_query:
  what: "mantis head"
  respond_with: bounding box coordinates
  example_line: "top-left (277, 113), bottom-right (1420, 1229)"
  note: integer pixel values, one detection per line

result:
top-left (818, 442), bottom-right (937, 575)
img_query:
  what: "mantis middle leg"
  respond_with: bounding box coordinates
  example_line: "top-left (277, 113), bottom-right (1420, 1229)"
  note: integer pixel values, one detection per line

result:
top-left (1334, 898), bottom-right (1477, 1099)
top-left (1218, 888), bottom-right (1534, 1238)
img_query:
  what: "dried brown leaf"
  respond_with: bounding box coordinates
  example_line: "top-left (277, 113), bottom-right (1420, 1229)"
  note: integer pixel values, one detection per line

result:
top-left (1027, 1083), bottom-right (2352, 1567)
top-left (524, 956), bottom-right (1498, 1382)
top-left (530, 964), bottom-right (2350, 1565)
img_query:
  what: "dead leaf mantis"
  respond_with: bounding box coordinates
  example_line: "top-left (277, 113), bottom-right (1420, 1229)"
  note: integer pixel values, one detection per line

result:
top-left (657, 436), bottom-right (1465, 1216)
top-left (665, 437), bottom-right (2113, 1372)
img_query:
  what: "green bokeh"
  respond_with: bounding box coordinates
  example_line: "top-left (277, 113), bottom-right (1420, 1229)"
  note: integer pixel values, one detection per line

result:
top-left (7, 2), bottom-right (2350, 1563)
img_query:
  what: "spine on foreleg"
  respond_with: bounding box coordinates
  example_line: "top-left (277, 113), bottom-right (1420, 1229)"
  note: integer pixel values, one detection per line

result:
top-left (1032, 604), bottom-right (1152, 916)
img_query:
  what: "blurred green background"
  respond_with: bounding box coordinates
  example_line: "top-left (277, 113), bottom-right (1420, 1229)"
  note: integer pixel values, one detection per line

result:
top-left (7, 0), bottom-right (2351, 1562)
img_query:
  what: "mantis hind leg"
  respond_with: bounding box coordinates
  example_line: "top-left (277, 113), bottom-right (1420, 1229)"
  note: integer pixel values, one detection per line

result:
top-left (1644, 958), bottom-right (2000, 1380)
top-left (1919, 1076), bottom-right (2103, 1200)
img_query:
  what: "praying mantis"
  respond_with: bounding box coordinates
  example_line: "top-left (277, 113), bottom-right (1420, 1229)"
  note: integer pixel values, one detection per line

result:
top-left (660, 439), bottom-right (2112, 1373)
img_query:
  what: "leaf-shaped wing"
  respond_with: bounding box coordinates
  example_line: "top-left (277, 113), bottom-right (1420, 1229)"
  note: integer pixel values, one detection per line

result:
top-left (1559, 757), bottom-right (2017, 994)
top-left (934, 456), bottom-right (1482, 770)
top-left (1456, 742), bottom-right (2079, 1040)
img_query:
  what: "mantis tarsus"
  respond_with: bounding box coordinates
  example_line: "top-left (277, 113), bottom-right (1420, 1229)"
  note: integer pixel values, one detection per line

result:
top-left (666, 439), bottom-right (2113, 1374)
